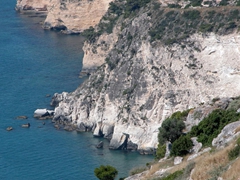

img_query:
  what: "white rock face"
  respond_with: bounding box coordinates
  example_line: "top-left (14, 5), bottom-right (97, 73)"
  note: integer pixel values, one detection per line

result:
top-left (53, 32), bottom-right (240, 153)
top-left (191, 137), bottom-right (202, 154)
top-left (16, 0), bottom-right (112, 32)
top-left (43, 0), bottom-right (112, 32)
top-left (212, 120), bottom-right (240, 148)
top-left (174, 156), bottom-right (183, 165)
top-left (16, 0), bottom-right (50, 11)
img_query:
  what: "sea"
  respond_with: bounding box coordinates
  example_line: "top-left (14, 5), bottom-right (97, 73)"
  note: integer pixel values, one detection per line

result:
top-left (0, 1), bottom-right (153, 179)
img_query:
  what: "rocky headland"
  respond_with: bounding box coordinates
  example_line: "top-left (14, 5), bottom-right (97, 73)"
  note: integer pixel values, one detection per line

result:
top-left (51, 1), bottom-right (240, 154)
top-left (17, 0), bottom-right (240, 178)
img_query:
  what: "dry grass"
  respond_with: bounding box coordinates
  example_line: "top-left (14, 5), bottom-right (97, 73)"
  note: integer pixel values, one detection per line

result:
top-left (143, 158), bottom-right (174, 179)
top-left (191, 144), bottom-right (234, 180)
top-left (222, 158), bottom-right (240, 180)
top-left (139, 137), bottom-right (240, 180)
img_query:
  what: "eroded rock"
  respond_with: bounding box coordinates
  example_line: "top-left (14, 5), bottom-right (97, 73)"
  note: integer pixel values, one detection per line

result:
top-left (212, 120), bottom-right (240, 148)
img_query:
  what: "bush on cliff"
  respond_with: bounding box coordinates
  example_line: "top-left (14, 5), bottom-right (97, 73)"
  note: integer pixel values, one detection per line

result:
top-left (155, 144), bottom-right (166, 159)
top-left (94, 165), bottom-right (118, 180)
top-left (158, 118), bottom-right (185, 145)
top-left (189, 109), bottom-right (240, 146)
top-left (228, 137), bottom-right (240, 160)
top-left (170, 135), bottom-right (193, 156)
top-left (158, 110), bottom-right (189, 145)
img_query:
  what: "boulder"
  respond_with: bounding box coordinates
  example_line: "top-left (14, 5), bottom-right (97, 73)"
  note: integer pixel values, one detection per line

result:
top-left (174, 156), bottom-right (183, 165)
top-left (22, 123), bottom-right (30, 128)
top-left (34, 109), bottom-right (54, 119)
top-left (54, 124), bottom-right (60, 129)
top-left (187, 147), bottom-right (211, 161)
top-left (127, 140), bottom-right (138, 151)
top-left (96, 141), bottom-right (104, 149)
top-left (212, 120), bottom-right (240, 148)
top-left (191, 137), bottom-right (202, 154)
top-left (6, 127), bottom-right (13, 131)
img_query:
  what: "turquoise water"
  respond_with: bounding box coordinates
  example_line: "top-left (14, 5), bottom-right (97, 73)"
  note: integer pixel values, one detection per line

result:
top-left (0, 1), bottom-right (153, 179)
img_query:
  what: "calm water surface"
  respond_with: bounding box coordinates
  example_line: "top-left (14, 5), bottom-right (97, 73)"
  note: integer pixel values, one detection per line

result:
top-left (0, 1), bottom-right (153, 179)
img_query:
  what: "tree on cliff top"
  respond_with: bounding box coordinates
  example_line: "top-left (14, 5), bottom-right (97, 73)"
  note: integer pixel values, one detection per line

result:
top-left (94, 165), bottom-right (118, 180)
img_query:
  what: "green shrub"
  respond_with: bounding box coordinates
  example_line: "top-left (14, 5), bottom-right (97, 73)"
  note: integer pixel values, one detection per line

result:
top-left (124, 0), bottom-right (151, 18)
top-left (161, 170), bottom-right (184, 180)
top-left (82, 26), bottom-right (100, 43)
top-left (158, 118), bottom-right (185, 145)
top-left (105, 58), bottom-right (116, 70)
top-left (94, 165), bottom-right (118, 180)
top-left (228, 145), bottom-right (240, 160)
top-left (183, 10), bottom-right (200, 20)
top-left (109, 2), bottom-right (123, 16)
top-left (219, 0), bottom-right (229, 6)
top-left (156, 144), bottom-right (166, 159)
top-left (237, 0), bottom-right (240, 6)
top-left (167, 4), bottom-right (181, 8)
top-left (170, 110), bottom-right (191, 121)
top-left (171, 135), bottom-right (193, 156)
top-left (237, 137), bottom-right (240, 146)
top-left (199, 23), bottom-right (214, 33)
top-left (227, 97), bottom-right (240, 110)
top-left (189, 0), bottom-right (202, 7)
top-left (189, 109), bottom-right (240, 146)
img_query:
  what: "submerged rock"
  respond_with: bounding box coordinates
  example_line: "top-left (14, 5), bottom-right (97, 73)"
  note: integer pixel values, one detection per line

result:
top-left (96, 141), bottom-right (104, 149)
top-left (16, 116), bottom-right (28, 119)
top-left (22, 123), bottom-right (30, 128)
top-left (6, 127), bottom-right (13, 131)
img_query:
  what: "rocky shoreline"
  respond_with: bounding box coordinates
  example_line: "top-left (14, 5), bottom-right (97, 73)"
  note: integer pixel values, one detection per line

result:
top-left (17, 0), bottom-right (240, 155)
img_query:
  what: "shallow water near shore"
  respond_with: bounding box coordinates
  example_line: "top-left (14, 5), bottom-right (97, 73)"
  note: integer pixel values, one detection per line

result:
top-left (0, 1), bottom-right (153, 179)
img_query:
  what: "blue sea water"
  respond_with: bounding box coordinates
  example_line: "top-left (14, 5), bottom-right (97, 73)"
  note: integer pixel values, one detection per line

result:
top-left (0, 1), bottom-right (153, 179)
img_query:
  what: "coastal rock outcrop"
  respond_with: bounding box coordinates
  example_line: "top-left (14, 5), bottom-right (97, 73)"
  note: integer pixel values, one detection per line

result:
top-left (34, 109), bottom-right (54, 119)
top-left (16, 0), bottom-right (113, 33)
top-left (43, 0), bottom-right (112, 33)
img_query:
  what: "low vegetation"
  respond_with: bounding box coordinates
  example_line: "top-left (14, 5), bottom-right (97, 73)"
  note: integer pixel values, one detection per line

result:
top-left (149, 8), bottom-right (240, 45)
top-left (189, 109), bottom-right (240, 146)
top-left (156, 110), bottom-right (192, 159)
top-left (154, 103), bottom-right (240, 179)
top-left (94, 165), bottom-right (118, 180)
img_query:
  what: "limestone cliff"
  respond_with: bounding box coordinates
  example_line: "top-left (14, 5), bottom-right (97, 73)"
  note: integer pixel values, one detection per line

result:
top-left (43, 0), bottom-right (112, 33)
top-left (16, 0), bottom-right (112, 33)
top-left (52, 2), bottom-right (240, 153)
top-left (16, 0), bottom-right (50, 12)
